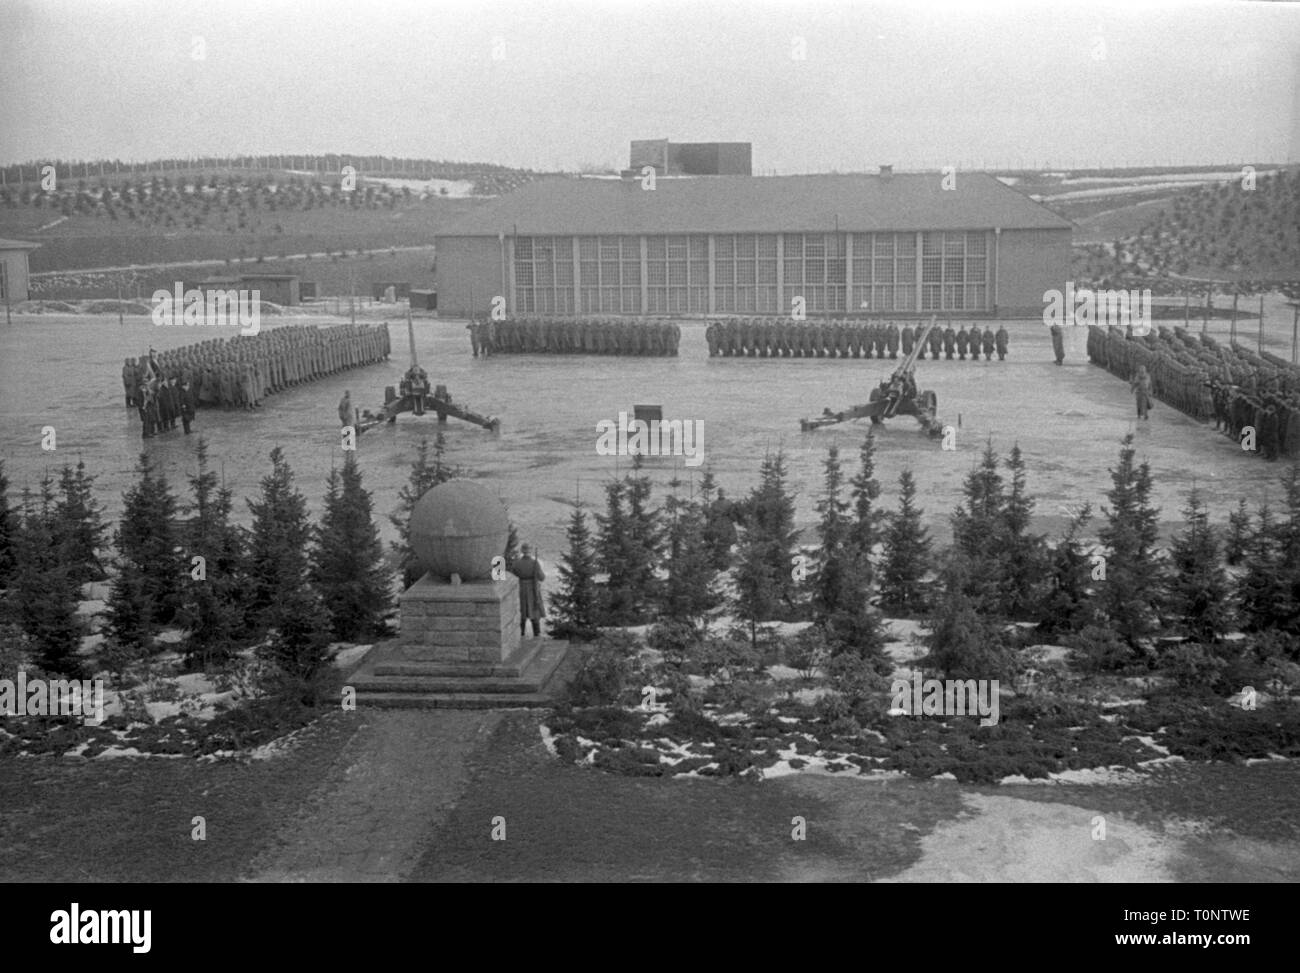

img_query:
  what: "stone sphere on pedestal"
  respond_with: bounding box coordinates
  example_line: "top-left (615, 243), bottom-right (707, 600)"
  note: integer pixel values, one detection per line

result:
top-left (409, 479), bottom-right (509, 582)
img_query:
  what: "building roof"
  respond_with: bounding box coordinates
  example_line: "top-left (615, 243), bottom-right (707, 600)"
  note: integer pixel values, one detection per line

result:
top-left (0, 238), bottom-right (40, 250)
top-left (438, 173), bottom-right (1073, 237)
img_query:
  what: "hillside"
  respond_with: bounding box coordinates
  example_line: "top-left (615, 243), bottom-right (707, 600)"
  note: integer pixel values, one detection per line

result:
top-left (1066, 167), bottom-right (1300, 297)
top-left (0, 164), bottom-right (532, 298)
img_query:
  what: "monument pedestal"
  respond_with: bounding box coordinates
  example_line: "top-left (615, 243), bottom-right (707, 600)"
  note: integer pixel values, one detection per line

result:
top-left (349, 572), bottom-right (568, 709)
top-left (398, 574), bottom-right (521, 663)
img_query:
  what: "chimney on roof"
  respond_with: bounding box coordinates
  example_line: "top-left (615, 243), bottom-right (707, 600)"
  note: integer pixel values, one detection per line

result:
top-left (879, 165), bottom-right (893, 178)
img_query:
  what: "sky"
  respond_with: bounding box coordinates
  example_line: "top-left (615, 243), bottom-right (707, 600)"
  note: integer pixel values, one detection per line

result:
top-left (1, 0), bottom-right (1298, 172)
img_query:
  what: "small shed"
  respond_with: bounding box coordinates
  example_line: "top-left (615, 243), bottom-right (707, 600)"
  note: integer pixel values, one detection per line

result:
top-left (410, 289), bottom-right (438, 310)
top-left (0, 238), bottom-right (40, 304)
top-left (239, 273), bottom-right (300, 306)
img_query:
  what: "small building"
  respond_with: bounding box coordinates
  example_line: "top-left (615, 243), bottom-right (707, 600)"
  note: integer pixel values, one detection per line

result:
top-left (238, 273), bottom-right (300, 306)
top-left (410, 289), bottom-right (438, 310)
top-left (299, 281), bottom-right (318, 301)
top-left (372, 281), bottom-right (411, 301)
top-left (0, 239), bottom-right (39, 304)
top-left (630, 140), bottom-right (753, 176)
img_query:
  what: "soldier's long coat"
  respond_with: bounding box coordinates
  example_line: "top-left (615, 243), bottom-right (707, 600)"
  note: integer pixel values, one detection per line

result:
top-left (511, 556), bottom-right (546, 621)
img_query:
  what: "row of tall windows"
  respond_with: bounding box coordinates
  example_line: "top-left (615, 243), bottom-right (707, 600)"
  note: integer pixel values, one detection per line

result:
top-left (511, 231), bottom-right (990, 314)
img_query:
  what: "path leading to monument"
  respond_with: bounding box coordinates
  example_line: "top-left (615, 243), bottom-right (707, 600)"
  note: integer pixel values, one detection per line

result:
top-left (248, 709), bottom-right (501, 882)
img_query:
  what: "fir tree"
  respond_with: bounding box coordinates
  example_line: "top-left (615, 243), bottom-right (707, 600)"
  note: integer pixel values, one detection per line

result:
top-left (53, 460), bottom-right (108, 585)
top-left (504, 521), bottom-right (520, 569)
top-left (660, 481), bottom-right (721, 631)
top-left (312, 454), bottom-right (393, 641)
top-left (1237, 490), bottom-right (1300, 636)
top-left (549, 502), bottom-right (601, 642)
top-left (811, 445), bottom-right (881, 653)
top-left (107, 452), bottom-right (184, 648)
top-left (260, 585), bottom-right (333, 704)
top-left (177, 440), bottom-right (245, 669)
top-left (731, 519), bottom-right (781, 649)
top-left (595, 478), bottom-right (636, 624)
top-left (245, 447), bottom-right (313, 635)
top-left (1278, 463), bottom-right (1300, 636)
top-left (390, 435), bottom-right (462, 589)
top-left (847, 430), bottom-right (883, 570)
top-left (1165, 487), bottom-right (1232, 643)
top-left (0, 460), bottom-right (14, 590)
top-left (745, 449), bottom-right (802, 614)
top-left (11, 489), bottom-right (84, 676)
top-left (923, 555), bottom-right (1017, 681)
top-left (595, 460), bottom-right (663, 624)
top-left (1237, 504), bottom-right (1284, 632)
top-left (949, 440), bottom-right (1007, 613)
top-left (1223, 498), bottom-right (1251, 567)
top-left (1097, 434), bottom-right (1162, 651)
top-left (1000, 443), bottom-right (1045, 618)
top-left (622, 456), bottom-right (664, 608)
top-left (1035, 505), bottom-right (1098, 638)
top-left (879, 469), bottom-right (932, 615)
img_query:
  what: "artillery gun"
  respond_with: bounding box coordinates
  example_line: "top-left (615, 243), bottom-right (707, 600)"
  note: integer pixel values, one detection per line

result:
top-left (799, 316), bottom-right (944, 437)
top-left (354, 311), bottom-right (500, 435)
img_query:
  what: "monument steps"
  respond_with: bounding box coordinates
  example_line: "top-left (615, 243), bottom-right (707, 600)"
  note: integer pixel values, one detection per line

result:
top-left (353, 691), bottom-right (556, 710)
top-left (351, 638), bottom-right (569, 710)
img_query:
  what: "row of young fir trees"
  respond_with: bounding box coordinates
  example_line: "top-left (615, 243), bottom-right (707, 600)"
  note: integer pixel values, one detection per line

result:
top-left (0, 435), bottom-right (508, 702)
top-left (548, 433), bottom-right (1300, 684)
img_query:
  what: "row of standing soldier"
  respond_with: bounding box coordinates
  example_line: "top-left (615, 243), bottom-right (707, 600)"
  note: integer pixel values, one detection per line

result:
top-left (468, 317), bottom-right (681, 356)
top-left (122, 324), bottom-right (392, 434)
top-left (704, 318), bottom-right (1009, 360)
top-left (1087, 324), bottom-right (1300, 459)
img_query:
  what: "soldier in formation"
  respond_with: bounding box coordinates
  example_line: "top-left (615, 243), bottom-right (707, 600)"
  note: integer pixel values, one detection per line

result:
top-left (1085, 323), bottom-right (1300, 460)
top-left (702, 317), bottom-right (1011, 362)
top-left (490, 316), bottom-right (680, 356)
top-left (122, 322), bottom-right (391, 438)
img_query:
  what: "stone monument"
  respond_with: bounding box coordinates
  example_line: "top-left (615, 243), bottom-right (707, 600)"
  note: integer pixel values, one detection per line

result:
top-left (400, 479), bottom-right (520, 663)
top-left (348, 479), bottom-right (568, 708)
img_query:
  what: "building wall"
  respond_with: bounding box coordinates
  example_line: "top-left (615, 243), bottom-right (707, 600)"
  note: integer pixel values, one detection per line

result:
top-left (241, 276), bottom-right (300, 306)
top-left (447, 226), bottom-right (1070, 319)
top-left (630, 140), bottom-right (669, 172)
top-left (436, 236), bottom-right (506, 318)
top-left (995, 227), bottom-right (1071, 318)
top-left (0, 249), bottom-right (31, 303)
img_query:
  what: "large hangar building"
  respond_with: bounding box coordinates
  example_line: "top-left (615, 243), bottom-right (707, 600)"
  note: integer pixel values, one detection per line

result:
top-left (434, 171), bottom-right (1071, 320)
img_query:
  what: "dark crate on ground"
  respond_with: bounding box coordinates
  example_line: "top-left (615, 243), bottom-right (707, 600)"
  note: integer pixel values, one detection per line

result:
top-left (410, 289), bottom-right (437, 310)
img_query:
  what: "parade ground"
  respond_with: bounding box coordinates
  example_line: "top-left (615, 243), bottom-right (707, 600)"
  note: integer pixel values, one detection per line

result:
top-left (1, 311), bottom-right (1297, 557)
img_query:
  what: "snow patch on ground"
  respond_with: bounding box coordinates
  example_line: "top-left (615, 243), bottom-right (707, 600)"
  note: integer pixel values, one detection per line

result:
top-left (538, 723), bottom-right (559, 758)
top-left (331, 644), bottom-right (372, 670)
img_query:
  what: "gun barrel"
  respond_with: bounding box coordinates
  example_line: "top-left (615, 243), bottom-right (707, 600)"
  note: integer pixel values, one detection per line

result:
top-left (407, 308), bottom-right (418, 368)
top-left (893, 315), bottom-right (937, 378)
